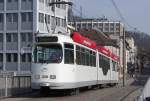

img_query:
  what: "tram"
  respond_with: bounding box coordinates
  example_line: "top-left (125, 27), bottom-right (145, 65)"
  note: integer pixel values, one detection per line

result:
top-left (31, 32), bottom-right (119, 93)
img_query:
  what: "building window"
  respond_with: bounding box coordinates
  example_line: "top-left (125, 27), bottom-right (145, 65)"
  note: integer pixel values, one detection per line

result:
top-left (45, 0), bottom-right (50, 6)
top-left (56, 17), bottom-right (59, 26)
top-left (0, 54), bottom-right (3, 62)
top-left (7, 13), bottom-right (18, 23)
top-left (21, 54), bottom-right (26, 62)
top-left (6, 53), bottom-right (11, 62)
top-left (28, 13), bottom-right (33, 22)
top-left (104, 28), bottom-right (109, 32)
top-left (51, 16), bottom-right (55, 26)
top-left (62, 3), bottom-right (66, 9)
top-left (0, 0), bottom-right (4, 3)
top-left (7, 14), bottom-right (12, 22)
top-left (62, 19), bottom-right (66, 27)
top-left (6, 33), bottom-right (18, 42)
top-left (39, 13), bottom-right (44, 23)
top-left (45, 14), bottom-right (50, 24)
top-left (27, 33), bottom-right (32, 42)
top-left (0, 14), bottom-right (3, 23)
top-left (12, 33), bottom-right (18, 42)
top-left (21, 33), bottom-right (26, 42)
top-left (13, 13), bottom-right (18, 22)
top-left (110, 28), bottom-right (114, 32)
top-left (56, 17), bottom-right (58, 25)
top-left (21, 13), bottom-right (32, 22)
top-left (116, 23), bottom-right (120, 26)
top-left (64, 43), bottom-right (74, 64)
top-left (6, 33), bottom-right (12, 42)
top-left (27, 53), bottom-right (31, 62)
top-left (61, 19), bottom-right (63, 27)
top-left (110, 23), bottom-right (114, 27)
top-left (21, 13), bottom-right (26, 22)
top-left (0, 34), bottom-right (3, 42)
top-left (82, 23), bottom-right (87, 29)
top-left (88, 23), bottom-right (92, 29)
top-left (8, 0), bottom-right (12, 3)
top-left (51, 0), bottom-right (55, 11)
top-left (13, 53), bottom-right (18, 62)
top-left (105, 23), bottom-right (109, 26)
top-left (39, 0), bottom-right (44, 3)
top-left (21, 33), bottom-right (32, 42)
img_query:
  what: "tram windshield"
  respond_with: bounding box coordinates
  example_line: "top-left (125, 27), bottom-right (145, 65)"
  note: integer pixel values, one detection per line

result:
top-left (34, 44), bottom-right (63, 63)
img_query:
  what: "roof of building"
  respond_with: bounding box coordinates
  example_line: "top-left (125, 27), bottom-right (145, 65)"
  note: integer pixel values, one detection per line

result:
top-left (78, 28), bottom-right (119, 47)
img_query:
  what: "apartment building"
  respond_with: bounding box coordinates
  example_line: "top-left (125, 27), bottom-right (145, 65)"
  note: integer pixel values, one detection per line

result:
top-left (0, 0), bottom-right (70, 74)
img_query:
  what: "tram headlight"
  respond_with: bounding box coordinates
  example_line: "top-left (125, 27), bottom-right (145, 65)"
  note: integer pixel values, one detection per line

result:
top-left (34, 75), bottom-right (40, 79)
top-left (50, 75), bottom-right (56, 79)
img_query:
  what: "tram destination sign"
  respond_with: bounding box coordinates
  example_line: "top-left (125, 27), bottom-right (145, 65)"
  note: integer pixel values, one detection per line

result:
top-left (36, 36), bottom-right (58, 42)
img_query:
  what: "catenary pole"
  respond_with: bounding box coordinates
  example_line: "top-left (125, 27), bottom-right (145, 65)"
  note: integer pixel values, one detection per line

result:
top-left (123, 28), bottom-right (126, 87)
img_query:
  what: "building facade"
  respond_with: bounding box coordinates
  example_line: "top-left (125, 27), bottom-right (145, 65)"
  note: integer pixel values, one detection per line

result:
top-left (126, 36), bottom-right (137, 68)
top-left (0, 0), bottom-right (70, 74)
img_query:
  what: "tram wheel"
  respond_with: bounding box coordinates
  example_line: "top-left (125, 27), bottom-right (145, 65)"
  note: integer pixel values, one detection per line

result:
top-left (40, 87), bottom-right (49, 96)
top-left (70, 88), bottom-right (80, 95)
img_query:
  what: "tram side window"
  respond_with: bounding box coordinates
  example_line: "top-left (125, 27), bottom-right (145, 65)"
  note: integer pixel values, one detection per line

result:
top-left (76, 45), bottom-right (96, 67)
top-left (112, 61), bottom-right (116, 71)
top-left (99, 54), bottom-right (102, 68)
top-left (99, 54), bottom-right (110, 69)
top-left (92, 52), bottom-right (96, 67)
top-left (76, 45), bottom-right (81, 65)
top-left (64, 43), bottom-right (74, 64)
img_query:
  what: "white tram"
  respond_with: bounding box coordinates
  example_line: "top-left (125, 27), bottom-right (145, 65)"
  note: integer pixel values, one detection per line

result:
top-left (31, 32), bottom-right (119, 91)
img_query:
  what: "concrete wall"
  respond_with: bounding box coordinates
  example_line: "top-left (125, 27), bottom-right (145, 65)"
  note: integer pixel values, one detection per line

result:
top-left (0, 74), bottom-right (31, 98)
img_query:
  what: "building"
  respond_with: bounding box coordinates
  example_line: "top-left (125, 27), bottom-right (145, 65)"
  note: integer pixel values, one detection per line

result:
top-left (125, 33), bottom-right (137, 73)
top-left (69, 19), bottom-right (124, 37)
top-left (0, 0), bottom-right (70, 75)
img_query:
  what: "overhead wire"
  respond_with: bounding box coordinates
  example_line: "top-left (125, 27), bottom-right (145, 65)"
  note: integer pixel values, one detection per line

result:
top-left (110, 0), bottom-right (138, 31)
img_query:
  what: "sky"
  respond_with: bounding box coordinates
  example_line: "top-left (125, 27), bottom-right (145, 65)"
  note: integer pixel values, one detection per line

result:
top-left (73, 0), bottom-right (150, 34)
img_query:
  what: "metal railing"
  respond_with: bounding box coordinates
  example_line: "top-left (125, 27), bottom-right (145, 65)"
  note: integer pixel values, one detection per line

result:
top-left (0, 71), bottom-right (31, 98)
